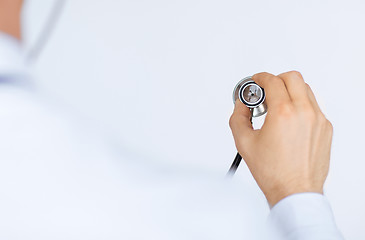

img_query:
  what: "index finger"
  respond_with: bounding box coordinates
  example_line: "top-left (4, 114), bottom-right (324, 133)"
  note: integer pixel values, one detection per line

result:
top-left (252, 72), bottom-right (291, 109)
top-left (229, 99), bottom-right (256, 151)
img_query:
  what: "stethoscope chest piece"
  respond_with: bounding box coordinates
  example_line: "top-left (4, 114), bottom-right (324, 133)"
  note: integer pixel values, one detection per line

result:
top-left (228, 76), bottom-right (268, 176)
top-left (232, 76), bottom-right (267, 117)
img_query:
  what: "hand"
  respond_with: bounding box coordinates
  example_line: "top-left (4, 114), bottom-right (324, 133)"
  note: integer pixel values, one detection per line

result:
top-left (229, 71), bottom-right (333, 207)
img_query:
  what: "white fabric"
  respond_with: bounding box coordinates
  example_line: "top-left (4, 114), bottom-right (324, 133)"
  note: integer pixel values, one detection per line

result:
top-left (0, 32), bottom-right (344, 239)
top-left (0, 32), bottom-right (26, 77)
top-left (0, 83), bottom-right (265, 239)
top-left (268, 193), bottom-right (344, 239)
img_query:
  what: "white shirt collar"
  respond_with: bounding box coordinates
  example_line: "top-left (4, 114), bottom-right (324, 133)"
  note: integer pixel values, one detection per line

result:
top-left (0, 32), bottom-right (27, 78)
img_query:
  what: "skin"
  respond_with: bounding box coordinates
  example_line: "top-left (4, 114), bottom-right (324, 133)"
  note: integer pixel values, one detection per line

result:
top-left (229, 71), bottom-right (333, 207)
top-left (2, 0), bottom-right (332, 209)
top-left (0, 0), bottom-right (23, 40)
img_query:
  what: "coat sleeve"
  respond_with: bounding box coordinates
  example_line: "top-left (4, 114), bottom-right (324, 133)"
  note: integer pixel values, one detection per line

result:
top-left (267, 192), bottom-right (344, 240)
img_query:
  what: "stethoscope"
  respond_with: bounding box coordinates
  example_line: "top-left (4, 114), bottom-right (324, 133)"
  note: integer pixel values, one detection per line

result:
top-left (28, 4), bottom-right (266, 176)
top-left (227, 76), bottom-right (267, 176)
top-left (26, 0), bottom-right (67, 63)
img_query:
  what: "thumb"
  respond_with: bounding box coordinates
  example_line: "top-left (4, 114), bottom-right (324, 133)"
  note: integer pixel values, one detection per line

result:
top-left (229, 99), bottom-right (255, 148)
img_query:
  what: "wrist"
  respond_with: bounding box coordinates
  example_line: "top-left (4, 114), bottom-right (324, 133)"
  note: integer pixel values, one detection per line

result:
top-left (265, 184), bottom-right (323, 208)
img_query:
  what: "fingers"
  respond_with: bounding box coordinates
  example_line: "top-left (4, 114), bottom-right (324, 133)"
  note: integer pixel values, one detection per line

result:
top-left (232, 71), bottom-right (324, 149)
top-left (252, 72), bottom-right (291, 109)
top-left (277, 71), bottom-right (309, 105)
top-left (229, 99), bottom-right (255, 147)
top-left (306, 83), bottom-right (323, 113)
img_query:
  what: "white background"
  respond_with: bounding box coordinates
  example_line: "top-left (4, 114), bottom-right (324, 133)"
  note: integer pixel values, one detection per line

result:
top-left (23, 0), bottom-right (365, 239)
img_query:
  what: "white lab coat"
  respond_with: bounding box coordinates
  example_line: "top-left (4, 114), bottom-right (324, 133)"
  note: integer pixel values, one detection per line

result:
top-left (0, 32), bottom-right (344, 239)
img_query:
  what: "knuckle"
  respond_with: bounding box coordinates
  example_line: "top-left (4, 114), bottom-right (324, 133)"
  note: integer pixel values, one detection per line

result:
top-left (287, 70), bottom-right (304, 79)
top-left (277, 103), bottom-right (294, 117)
top-left (271, 75), bottom-right (283, 82)
top-left (326, 120), bottom-right (334, 132)
top-left (316, 114), bottom-right (327, 125)
top-left (252, 72), bottom-right (266, 81)
top-left (254, 71), bottom-right (270, 77)
top-left (229, 114), bottom-right (237, 129)
top-left (253, 72), bottom-right (277, 82)
top-left (305, 84), bottom-right (311, 92)
top-left (301, 106), bottom-right (316, 123)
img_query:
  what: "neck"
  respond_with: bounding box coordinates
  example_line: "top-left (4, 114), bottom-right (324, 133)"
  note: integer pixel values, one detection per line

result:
top-left (0, 0), bottom-right (23, 40)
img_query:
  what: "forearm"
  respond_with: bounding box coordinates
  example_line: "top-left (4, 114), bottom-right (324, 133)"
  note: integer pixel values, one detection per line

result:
top-left (0, 0), bottom-right (23, 40)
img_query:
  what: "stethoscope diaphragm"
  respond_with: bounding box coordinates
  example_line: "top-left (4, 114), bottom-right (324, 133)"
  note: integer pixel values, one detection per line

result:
top-left (232, 76), bottom-right (267, 117)
top-left (228, 76), bottom-right (268, 176)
